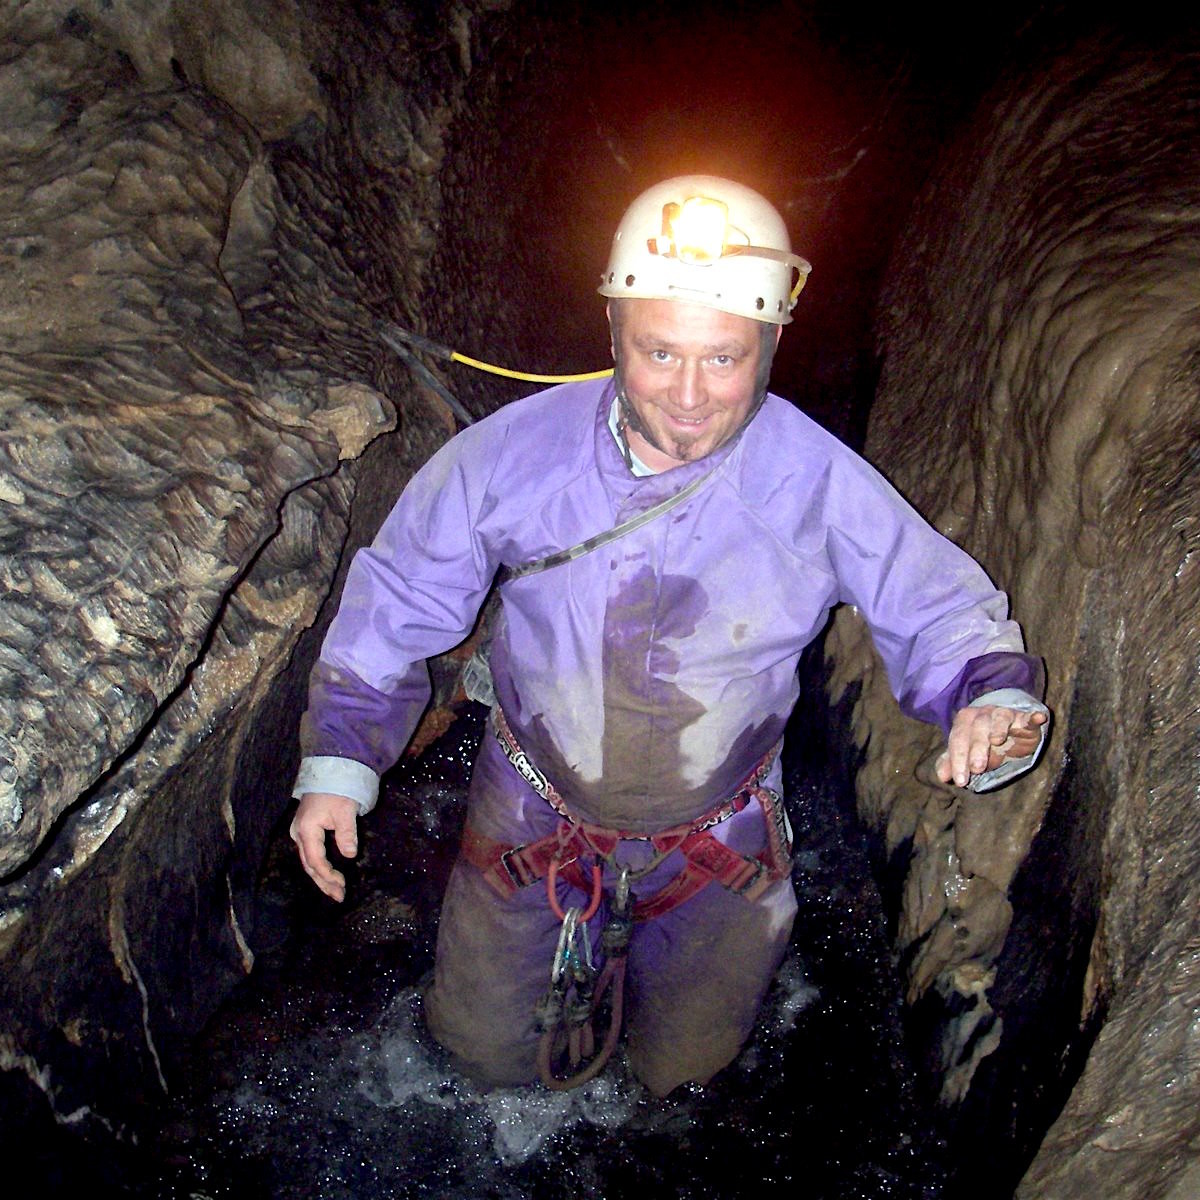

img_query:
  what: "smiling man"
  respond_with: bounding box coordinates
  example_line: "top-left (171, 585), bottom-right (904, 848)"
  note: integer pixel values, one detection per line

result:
top-left (289, 176), bottom-right (1049, 1096)
top-left (609, 297), bottom-right (780, 469)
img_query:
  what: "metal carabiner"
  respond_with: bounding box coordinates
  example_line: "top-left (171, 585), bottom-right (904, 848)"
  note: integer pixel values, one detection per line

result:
top-left (550, 906), bottom-right (581, 985)
top-left (550, 906), bottom-right (595, 981)
top-left (614, 866), bottom-right (632, 915)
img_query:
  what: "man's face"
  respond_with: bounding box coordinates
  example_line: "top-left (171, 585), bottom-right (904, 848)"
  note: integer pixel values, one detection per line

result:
top-left (609, 299), bottom-right (778, 471)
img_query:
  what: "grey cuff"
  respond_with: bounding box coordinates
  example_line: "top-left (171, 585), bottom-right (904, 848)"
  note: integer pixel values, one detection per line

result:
top-left (966, 688), bottom-right (1051, 793)
top-left (292, 756), bottom-right (379, 815)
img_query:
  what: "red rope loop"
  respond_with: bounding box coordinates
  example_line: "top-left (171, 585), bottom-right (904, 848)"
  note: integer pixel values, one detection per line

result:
top-left (546, 857), bottom-right (603, 922)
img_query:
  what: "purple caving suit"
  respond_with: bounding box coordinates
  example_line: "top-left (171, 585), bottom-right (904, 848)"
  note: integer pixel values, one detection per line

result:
top-left (295, 377), bottom-right (1044, 1095)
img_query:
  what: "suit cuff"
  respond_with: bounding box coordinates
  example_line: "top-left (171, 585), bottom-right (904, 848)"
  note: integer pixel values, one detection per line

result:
top-left (965, 688), bottom-right (1050, 793)
top-left (292, 756), bottom-right (379, 815)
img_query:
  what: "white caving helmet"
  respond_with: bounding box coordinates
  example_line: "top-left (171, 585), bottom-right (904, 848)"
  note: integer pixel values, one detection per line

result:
top-left (598, 175), bottom-right (811, 325)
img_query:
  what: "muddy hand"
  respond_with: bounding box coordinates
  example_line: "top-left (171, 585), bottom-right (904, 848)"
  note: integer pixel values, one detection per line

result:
top-left (936, 705), bottom-right (1048, 788)
top-left (290, 791), bottom-right (359, 901)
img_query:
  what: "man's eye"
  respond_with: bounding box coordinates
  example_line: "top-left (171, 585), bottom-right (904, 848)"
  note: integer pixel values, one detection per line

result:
top-left (711, 355), bottom-right (733, 367)
top-left (649, 350), bottom-right (672, 363)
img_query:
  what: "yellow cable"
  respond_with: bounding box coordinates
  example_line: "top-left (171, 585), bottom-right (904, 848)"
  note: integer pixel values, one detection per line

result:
top-left (790, 263), bottom-right (812, 308)
top-left (449, 350), bottom-right (613, 384)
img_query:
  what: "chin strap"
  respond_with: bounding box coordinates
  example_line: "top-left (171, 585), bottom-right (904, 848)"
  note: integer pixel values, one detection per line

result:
top-left (614, 388), bottom-right (637, 471)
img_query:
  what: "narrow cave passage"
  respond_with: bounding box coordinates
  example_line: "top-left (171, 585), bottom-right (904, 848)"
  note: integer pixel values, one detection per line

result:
top-left (5, 3), bottom-right (1082, 1197)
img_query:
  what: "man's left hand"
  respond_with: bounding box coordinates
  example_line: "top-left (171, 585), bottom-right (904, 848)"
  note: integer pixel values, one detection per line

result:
top-left (936, 704), bottom-right (1049, 789)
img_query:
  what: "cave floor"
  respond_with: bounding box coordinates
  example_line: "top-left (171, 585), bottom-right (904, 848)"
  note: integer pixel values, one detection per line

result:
top-left (123, 706), bottom-right (950, 1199)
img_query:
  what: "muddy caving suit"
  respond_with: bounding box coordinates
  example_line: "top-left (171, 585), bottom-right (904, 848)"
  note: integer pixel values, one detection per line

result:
top-left (294, 378), bottom-right (1045, 1097)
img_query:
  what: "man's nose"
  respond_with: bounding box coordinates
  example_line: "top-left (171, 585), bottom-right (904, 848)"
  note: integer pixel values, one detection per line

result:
top-left (673, 360), bottom-right (704, 410)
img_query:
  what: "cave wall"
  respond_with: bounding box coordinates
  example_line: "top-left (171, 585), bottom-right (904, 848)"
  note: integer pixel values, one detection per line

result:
top-left (824, 23), bottom-right (1200, 1198)
top-left (0, 0), bottom-right (496, 1138)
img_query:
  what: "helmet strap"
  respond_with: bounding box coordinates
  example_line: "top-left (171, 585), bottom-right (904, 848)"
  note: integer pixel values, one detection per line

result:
top-left (614, 382), bottom-right (652, 466)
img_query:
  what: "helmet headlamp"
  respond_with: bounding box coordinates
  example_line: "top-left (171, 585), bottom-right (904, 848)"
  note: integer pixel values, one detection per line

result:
top-left (600, 176), bottom-right (811, 324)
top-left (651, 197), bottom-right (740, 265)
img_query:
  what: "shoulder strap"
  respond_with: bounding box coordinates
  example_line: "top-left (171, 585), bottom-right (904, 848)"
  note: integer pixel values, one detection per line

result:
top-left (496, 465), bottom-right (719, 585)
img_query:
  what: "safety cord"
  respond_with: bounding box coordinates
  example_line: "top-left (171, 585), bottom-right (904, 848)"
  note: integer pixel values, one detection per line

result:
top-left (449, 348), bottom-right (613, 384)
top-left (378, 320), bottom-right (612, 387)
top-left (378, 323), bottom-right (477, 427)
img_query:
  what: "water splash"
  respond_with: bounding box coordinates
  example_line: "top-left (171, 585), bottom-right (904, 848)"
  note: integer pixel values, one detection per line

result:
top-left (357, 989), bottom-right (646, 1165)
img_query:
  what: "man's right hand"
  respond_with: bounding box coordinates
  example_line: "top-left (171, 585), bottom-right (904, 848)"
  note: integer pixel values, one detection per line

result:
top-left (290, 791), bottom-right (360, 902)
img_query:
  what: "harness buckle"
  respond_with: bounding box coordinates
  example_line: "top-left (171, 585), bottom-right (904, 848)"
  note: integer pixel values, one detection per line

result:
top-left (500, 843), bottom-right (579, 889)
top-left (499, 844), bottom-right (536, 888)
top-left (729, 858), bottom-right (767, 896)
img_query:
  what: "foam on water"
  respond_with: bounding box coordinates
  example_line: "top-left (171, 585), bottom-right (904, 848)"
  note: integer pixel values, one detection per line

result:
top-left (204, 955), bottom-right (814, 1189)
top-left (359, 988), bottom-right (646, 1165)
top-left (767, 955), bottom-right (820, 1035)
top-left (178, 925), bottom-right (943, 1199)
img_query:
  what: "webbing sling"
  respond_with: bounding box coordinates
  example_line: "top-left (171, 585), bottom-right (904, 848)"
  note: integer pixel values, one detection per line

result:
top-left (463, 463), bottom-right (724, 707)
top-left (495, 462), bottom-right (721, 585)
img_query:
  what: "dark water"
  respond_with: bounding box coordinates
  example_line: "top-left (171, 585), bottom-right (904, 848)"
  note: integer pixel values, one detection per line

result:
top-left (131, 699), bottom-right (948, 1199)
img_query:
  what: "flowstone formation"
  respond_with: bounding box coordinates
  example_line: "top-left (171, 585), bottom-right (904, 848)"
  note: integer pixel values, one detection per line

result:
top-left (0, 0), bottom-right (494, 1139)
top-left (825, 26), bottom-right (1200, 1198)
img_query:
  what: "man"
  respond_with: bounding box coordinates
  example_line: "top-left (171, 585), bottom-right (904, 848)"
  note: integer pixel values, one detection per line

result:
top-left (290, 176), bottom-right (1048, 1097)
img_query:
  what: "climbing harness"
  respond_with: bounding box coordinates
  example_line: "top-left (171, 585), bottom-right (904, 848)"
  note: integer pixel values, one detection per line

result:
top-left (464, 706), bottom-right (791, 917)
top-left (459, 706), bottom-right (793, 1089)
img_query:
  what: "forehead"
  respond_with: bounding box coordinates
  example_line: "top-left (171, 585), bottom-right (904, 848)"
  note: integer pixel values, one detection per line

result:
top-left (613, 298), bottom-right (762, 351)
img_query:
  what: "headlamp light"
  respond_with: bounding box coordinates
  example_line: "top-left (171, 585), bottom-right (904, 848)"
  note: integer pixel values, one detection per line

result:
top-left (600, 176), bottom-right (812, 322)
top-left (645, 193), bottom-right (810, 305)
top-left (654, 196), bottom-right (740, 264)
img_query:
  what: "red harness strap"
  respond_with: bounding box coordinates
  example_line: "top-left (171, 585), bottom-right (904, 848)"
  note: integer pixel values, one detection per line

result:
top-left (459, 709), bottom-right (793, 922)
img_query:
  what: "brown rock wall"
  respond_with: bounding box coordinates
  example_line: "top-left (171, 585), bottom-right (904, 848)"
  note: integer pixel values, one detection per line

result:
top-left (825, 26), bottom-right (1200, 1196)
top-left (0, 0), bottom-right (498, 1135)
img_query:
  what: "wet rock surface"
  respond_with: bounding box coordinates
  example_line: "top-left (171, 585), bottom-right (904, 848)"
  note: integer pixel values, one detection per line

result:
top-left (3, 2), bottom-right (1198, 1196)
top-left (825, 20), bottom-right (1200, 1198)
top-left (0, 0), bottom-right (480, 1139)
